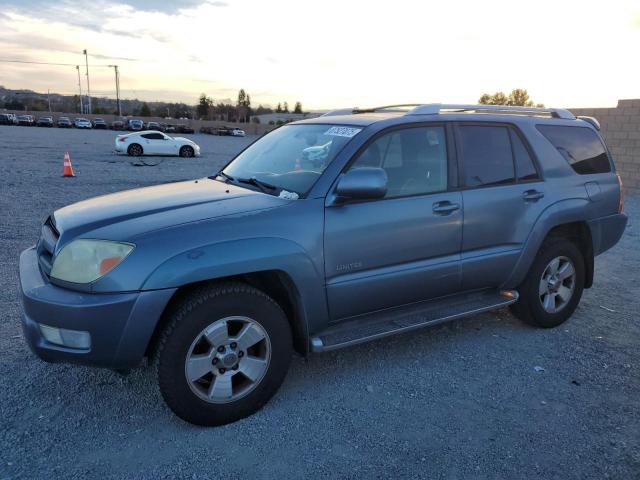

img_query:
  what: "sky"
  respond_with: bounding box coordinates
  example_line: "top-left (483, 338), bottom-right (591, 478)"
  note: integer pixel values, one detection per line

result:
top-left (1, 0), bottom-right (639, 109)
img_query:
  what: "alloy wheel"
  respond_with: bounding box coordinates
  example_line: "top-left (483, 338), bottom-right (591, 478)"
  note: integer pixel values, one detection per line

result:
top-left (539, 255), bottom-right (576, 313)
top-left (184, 316), bottom-right (271, 404)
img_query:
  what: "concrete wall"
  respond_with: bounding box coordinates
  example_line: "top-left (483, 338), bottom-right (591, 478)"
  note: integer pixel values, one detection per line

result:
top-left (571, 99), bottom-right (640, 193)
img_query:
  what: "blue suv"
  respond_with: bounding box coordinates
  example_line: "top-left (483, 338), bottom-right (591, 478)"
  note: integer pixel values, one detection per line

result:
top-left (19, 104), bottom-right (627, 425)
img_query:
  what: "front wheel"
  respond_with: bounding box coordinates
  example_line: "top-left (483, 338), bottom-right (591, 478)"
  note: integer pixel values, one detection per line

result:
top-left (510, 238), bottom-right (585, 328)
top-left (156, 282), bottom-right (292, 426)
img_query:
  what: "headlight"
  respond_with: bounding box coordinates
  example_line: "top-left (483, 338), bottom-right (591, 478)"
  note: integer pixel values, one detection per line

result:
top-left (50, 239), bottom-right (134, 284)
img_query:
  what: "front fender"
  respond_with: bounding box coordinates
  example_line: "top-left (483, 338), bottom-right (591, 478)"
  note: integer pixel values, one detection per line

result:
top-left (141, 237), bottom-right (328, 336)
top-left (502, 198), bottom-right (591, 289)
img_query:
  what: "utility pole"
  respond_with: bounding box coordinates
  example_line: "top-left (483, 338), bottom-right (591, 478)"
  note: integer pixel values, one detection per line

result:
top-left (76, 65), bottom-right (84, 114)
top-left (47, 89), bottom-right (51, 112)
top-left (108, 65), bottom-right (121, 117)
top-left (83, 49), bottom-right (92, 114)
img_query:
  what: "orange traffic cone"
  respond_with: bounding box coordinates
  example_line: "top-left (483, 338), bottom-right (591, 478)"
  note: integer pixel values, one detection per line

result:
top-left (62, 151), bottom-right (75, 177)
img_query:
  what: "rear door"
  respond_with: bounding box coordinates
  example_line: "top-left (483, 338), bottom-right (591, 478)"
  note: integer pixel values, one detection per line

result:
top-left (455, 123), bottom-right (550, 290)
top-left (324, 124), bottom-right (463, 320)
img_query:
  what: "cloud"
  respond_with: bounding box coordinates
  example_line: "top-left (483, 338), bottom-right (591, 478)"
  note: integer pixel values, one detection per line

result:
top-left (2, 0), bottom-right (225, 15)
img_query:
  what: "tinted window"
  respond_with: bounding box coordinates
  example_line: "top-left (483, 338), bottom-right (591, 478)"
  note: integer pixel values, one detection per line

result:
top-left (459, 125), bottom-right (514, 187)
top-left (141, 133), bottom-right (164, 139)
top-left (510, 130), bottom-right (538, 181)
top-left (537, 125), bottom-right (611, 174)
top-left (350, 126), bottom-right (448, 198)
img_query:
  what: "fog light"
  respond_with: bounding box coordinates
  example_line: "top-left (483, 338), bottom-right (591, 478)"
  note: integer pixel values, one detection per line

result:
top-left (39, 324), bottom-right (91, 349)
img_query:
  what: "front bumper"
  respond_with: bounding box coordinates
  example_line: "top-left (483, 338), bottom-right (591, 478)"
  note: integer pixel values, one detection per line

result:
top-left (19, 247), bottom-right (176, 369)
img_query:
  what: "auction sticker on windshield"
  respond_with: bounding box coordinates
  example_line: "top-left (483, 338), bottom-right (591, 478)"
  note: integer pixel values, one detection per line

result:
top-left (324, 126), bottom-right (362, 138)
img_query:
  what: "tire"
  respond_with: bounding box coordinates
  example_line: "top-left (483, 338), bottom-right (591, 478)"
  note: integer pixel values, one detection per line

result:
top-left (127, 143), bottom-right (143, 156)
top-left (156, 282), bottom-right (293, 426)
top-left (179, 145), bottom-right (194, 158)
top-left (510, 238), bottom-right (585, 328)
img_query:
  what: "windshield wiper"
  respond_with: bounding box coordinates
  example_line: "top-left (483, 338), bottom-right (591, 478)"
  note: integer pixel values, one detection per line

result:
top-left (235, 176), bottom-right (279, 194)
top-left (214, 170), bottom-right (235, 183)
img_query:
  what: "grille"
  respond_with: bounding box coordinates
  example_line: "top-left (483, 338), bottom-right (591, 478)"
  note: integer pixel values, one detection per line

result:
top-left (37, 216), bottom-right (59, 277)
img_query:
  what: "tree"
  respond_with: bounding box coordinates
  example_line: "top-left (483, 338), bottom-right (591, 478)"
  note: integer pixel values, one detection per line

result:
top-left (237, 89), bottom-right (246, 107)
top-left (283, 101), bottom-right (289, 113)
top-left (276, 102), bottom-right (282, 113)
top-left (139, 102), bottom-right (151, 116)
top-left (507, 89), bottom-right (533, 107)
top-left (478, 89), bottom-right (543, 107)
top-left (293, 101), bottom-right (302, 114)
top-left (197, 93), bottom-right (213, 119)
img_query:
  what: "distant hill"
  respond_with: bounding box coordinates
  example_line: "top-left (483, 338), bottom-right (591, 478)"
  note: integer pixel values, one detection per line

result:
top-left (0, 86), bottom-right (197, 118)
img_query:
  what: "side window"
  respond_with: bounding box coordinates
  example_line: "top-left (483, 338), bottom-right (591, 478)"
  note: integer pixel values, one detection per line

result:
top-left (458, 125), bottom-right (514, 187)
top-left (350, 126), bottom-right (448, 198)
top-left (510, 130), bottom-right (539, 181)
top-left (142, 133), bottom-right (163, 140)
top-left (537, 125), bottom-right (611, 174)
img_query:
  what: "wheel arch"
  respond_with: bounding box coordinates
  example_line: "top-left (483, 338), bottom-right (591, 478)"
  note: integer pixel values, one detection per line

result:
top-left (145, 270), bottom-right (310, 360)
top-left (503, 199), bottom-right (596, 289)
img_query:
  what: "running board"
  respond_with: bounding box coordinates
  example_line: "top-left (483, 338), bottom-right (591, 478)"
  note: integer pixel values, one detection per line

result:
top-left (310, 289), bottom-right (518, 353)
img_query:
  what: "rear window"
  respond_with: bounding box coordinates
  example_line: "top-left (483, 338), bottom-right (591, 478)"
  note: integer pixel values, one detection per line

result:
top-left (537, 125), bottom-right (611, 174)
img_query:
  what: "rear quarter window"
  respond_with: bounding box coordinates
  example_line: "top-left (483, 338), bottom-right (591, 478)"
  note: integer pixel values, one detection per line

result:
top-left (537, 125), bottom-right (611, 174)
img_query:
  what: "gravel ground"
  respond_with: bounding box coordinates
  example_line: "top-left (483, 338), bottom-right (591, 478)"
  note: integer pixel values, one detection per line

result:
top-left (0, 125), bottom-right (639, 480)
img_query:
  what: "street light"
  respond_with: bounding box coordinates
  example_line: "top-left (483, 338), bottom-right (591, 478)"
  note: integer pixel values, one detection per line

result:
top-left (76, 65), bottom-right (83, 114)
top-left (83, 49), bottom-right (91, 114)
top-left (108, 65), bottom-right (121, 117)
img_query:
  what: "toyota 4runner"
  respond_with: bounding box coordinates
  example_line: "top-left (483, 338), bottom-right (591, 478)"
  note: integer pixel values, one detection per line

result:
top-left (19, 104), bottom-right (627, 425)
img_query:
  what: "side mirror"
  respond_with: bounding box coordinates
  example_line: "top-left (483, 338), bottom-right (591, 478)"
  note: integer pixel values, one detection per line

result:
top-left (335, 167), bottom-right (387, 201)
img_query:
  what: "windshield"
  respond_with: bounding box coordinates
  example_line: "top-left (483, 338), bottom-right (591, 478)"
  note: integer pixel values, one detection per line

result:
top-left (222, 124), bottom-right (361, 195)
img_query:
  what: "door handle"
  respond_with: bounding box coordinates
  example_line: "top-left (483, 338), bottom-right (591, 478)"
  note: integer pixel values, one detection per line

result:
top-left (432, 201), bottom-right (460, 215)
top-left (522, 189), bottom-right (544, 202)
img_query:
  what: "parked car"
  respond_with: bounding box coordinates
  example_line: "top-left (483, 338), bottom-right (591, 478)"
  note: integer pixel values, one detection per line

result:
top-left (215, 126), bottom-right (232, 136)
top-left (36, 116), bottom-right (54, 127)
top-left (0, 113), bottom-right (16, 125)
top-left (17, 115), bottom-right (35, 126)
top-left (146, 121), bottom-right (162, 131)
top-left (19, 103), bottom-right (627, 426)
top-left (162, 124), bottom-right (176, 133)
top-left (230, 127), bottom-right (246, 137)
top-left (74, 118), bottom-right (92, 129)
top-left (126, 119), bottom-right (144, 131)
top-left (199, 126), bottom-right (215, 135)
top-left (57, 117), bottom-right (72, 128)
top-left (114, 130), bottom-right (200, 157)
top-left (92, 118), bottom-right (107, 129)
top-left (110, 120), bottom-right (125, 130)
top-left (175, 124), bottom-right (195, 134)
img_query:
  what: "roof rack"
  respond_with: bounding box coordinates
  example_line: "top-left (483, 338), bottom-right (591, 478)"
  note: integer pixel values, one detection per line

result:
top-left (406, 103), bottom-right (575, 119)
top-left (321, 104), bottom-right (424, 117)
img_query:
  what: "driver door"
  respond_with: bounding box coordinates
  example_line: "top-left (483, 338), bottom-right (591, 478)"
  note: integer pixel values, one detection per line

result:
top-left (324, 124), bottom-right (463, 321)
top-left (140, 132), bottom-right (170, 154)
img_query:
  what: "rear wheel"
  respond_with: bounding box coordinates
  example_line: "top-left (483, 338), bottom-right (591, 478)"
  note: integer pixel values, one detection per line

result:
top-left (127, 143), bottom-right (143, 156)
top-left (510, 238), bottom-right (585, 328)
top-left (179, 145), bottom-right (194, 158)
top-left (156, 282), bottom-right (292, 426)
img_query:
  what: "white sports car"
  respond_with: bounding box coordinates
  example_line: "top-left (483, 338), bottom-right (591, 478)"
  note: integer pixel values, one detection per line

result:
top-left (115, 130), bottom-right (201, 157)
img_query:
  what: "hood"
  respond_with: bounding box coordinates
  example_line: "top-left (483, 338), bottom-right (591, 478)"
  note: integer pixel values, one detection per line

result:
top-left (173, 136), bottom-right (194, 143)
top-left (53, 178), bottom-right (287, 246)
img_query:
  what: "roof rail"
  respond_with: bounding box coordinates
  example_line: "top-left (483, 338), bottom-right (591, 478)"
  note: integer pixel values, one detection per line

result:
top-left (321, 108), bottom-right (357, 117)
top-left (321, 104), bottom-right (425, 117)
top-left (406, 103), bottom-right (575, 120)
